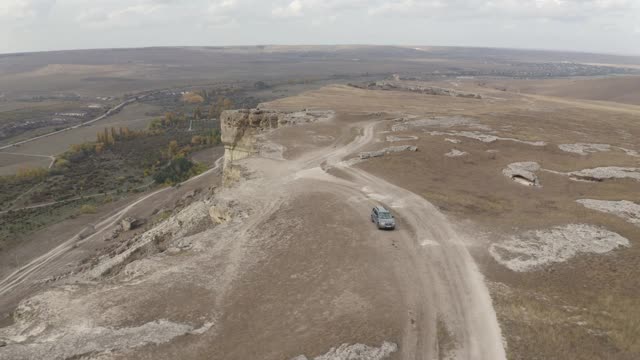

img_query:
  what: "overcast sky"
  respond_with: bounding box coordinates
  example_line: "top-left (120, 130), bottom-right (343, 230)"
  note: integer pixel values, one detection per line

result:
top-left (1, 0), bottom-right (639, 55)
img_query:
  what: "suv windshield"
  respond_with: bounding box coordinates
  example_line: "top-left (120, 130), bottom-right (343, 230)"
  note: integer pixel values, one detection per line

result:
top-left (378, 212), bottom-right (392, 219)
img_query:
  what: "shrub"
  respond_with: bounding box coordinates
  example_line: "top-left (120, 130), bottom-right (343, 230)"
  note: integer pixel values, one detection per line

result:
top-left (80, 204), bottom-right (97, 214)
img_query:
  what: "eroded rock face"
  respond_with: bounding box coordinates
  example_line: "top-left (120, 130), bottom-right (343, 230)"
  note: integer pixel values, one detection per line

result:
top-left (220, 109), bottom-right (333, 186)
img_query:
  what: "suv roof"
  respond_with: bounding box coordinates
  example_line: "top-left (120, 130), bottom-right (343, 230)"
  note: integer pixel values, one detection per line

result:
top-left (374, 205), bottom-right (390, 213)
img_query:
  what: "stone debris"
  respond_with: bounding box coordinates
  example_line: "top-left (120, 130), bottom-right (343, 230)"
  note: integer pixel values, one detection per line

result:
top-left (445, 138), bottom-right (461, 144)
top-left (445, 149), bottom-right (468, 158)
top-left (359, 145), bottom-right (418, 160)
top-left (293, 341), bottom-right (398, 360)
top-left (427, 131), bottom-right (546, 146)
top-left (502, 162), bottom-right (541, 187)
top-left (568, 167), bottom-right (640, 182)
top-left (577, 199), bottom-right (640, 227)
top-left (489, 224), bottom-right (630, 272)
top-left (86, 201), bottom-right (212, 279)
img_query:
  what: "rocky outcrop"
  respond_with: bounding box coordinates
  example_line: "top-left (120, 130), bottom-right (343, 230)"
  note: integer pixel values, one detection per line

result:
top-left (503, 162), bottom-right (541, 187)
top-left (220, 109), bottom-right (333, 186)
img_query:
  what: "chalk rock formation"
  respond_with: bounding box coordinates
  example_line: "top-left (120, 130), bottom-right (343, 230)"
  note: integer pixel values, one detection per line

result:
top-left (220, 109), bottom-right (333, 185)
top-left (502, 162), bottom-right (541, 187)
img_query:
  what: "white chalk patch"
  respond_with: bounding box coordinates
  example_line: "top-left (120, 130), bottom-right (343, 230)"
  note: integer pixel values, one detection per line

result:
top-left (293, 341), bottom-right (398, 360)
top-left (386, 135), bottom-right (419, 142)
top-left (577, 199), bottom-right (640, 227)
top-left (445, 149), bottom-right (468, 158)
top-left (558, 143), bottom-right (639, 158)
top-left (568, 167), bottom-right (640, 182)
top-left (367, 193), bottom-right (390, 202)
top-left (427, 131), bottom-right (546, 146)
top-left (420, 239), bottom-right (440, 247)
top-left (489, 224), bottom-right (630, 272)
top-left (558, 143), bottom-right (611, 155)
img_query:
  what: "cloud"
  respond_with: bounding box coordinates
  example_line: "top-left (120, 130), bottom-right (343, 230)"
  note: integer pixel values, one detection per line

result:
top-left (0, 0), bottom-right (638, 54)
top-left (0, 0), bottom-right (56, 20)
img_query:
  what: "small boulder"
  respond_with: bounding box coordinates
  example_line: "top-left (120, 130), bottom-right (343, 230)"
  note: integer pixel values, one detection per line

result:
top-left (503, 162), bottom-right (541, 187)
top-left (121, 217), bottom-right (144, 231)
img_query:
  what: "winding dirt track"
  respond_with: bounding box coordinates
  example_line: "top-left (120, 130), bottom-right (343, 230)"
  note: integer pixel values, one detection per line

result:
top-left (290, 121), bottom-right (506, 359)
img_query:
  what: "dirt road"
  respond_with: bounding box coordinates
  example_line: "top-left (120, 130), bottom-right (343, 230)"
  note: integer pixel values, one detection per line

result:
top-left (291, 122), bottom-right (506, 359)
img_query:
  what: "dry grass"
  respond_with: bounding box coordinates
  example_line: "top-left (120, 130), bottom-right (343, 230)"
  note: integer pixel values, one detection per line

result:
top-left (268, 83), bottom-right (640, 359)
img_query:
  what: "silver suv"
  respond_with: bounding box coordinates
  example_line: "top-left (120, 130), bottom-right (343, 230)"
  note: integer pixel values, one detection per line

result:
top-left (371, 206), bottom-right (396, 230)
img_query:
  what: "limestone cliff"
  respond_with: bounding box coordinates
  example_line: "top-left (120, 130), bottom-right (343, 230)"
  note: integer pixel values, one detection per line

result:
top-left (220, 108), bottom-right (333, 185)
